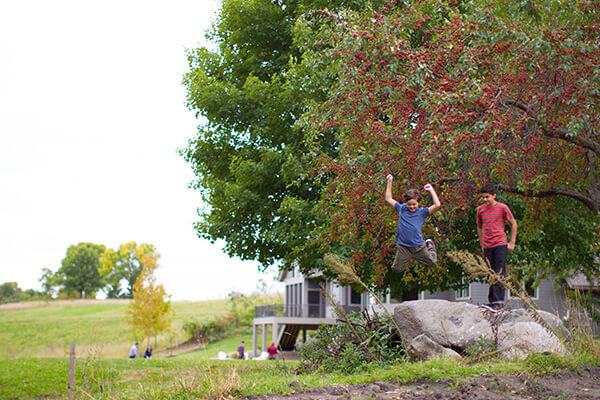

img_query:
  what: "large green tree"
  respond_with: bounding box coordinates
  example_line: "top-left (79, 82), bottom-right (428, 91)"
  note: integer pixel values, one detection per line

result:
top-left (181, 0), bottom-right (385, 272)
top-left (59, 242), bottom-right (106, 298)
top-left (183, 0), bottom-right (599, 294)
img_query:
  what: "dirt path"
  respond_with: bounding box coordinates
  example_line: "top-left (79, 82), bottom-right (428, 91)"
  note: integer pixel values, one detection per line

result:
top-left (0, 299), bottom-right (129, 310)
top-left (242, 365), bottom-right (600, 399)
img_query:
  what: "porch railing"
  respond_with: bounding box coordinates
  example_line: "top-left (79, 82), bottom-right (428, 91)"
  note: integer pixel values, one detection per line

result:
top-left (254, 303), bottom-right (361, 319)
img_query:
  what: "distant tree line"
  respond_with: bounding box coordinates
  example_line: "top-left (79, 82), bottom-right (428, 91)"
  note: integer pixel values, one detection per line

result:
top-left (0, 241), bottom-right (161, 304)
top-left (0, 282), bottom-right (45, 304)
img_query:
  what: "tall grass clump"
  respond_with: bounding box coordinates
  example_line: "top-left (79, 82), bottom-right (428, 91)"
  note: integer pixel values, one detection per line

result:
top-left (297, 311), bottom-right (405, 374)
top-left (446, 249), bottom-right (559, 338)
top-left (324, 253), bottom-right (404, 340)
top-left (562, 288), bottom-right (600, 366)
top-left (294, 254), bottom-right (405, 374)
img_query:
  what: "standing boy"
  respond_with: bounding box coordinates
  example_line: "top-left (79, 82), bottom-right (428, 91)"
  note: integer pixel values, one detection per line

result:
top-left (477, 184), bottom-right (518, 310)
top-left (385, 174), bottom-right (441, 271)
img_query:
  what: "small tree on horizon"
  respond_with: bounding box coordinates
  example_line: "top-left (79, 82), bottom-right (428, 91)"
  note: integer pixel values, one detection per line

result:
top-left (126, 263), bottom-right (175, 348)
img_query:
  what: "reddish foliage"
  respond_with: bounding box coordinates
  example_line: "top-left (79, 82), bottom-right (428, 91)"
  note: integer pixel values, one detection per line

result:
top-left (309, 0), bottom-right (600, 288)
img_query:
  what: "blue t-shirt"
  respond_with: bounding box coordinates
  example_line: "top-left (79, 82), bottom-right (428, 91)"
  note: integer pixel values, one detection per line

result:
top-left (394, 202), bottom-right (429, 247)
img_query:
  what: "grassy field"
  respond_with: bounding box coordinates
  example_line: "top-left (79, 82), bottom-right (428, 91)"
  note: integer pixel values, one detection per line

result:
top-left (3, 349), bottom-right (598, 399)
top-left (0, 298), bottom-right (234, 359)
top-left (0, 352), bottom-right (520, 399)
top-left (2, 299), bottom-right (599, 399)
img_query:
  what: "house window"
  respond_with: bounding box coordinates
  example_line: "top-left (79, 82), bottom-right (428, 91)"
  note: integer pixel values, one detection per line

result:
top-left (308, 290), bottom-right (324, 317)
top-left (524, 280), bottom-right (539, 300)
top-left (455, 277), bottom-right (470, 300)
top-left (507, 277), bottom-right (539, 301)
top-left (350, 287), bottom-right (362, 305)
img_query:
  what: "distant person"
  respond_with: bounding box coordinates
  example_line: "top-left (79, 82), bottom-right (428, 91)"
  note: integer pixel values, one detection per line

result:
top-left (267, 342), bottom-right (278, 360)
top-left (477, 183), bottom-right (518, 311)
top-left (238, 340), bottom-right (245, 360)
top-left (129, 342), bottom-right (138, 359)
top-left (144, 344), bottom-right (153, 359)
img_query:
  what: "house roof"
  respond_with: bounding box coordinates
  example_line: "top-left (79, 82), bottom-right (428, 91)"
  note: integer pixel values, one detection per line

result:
top-left (565, 271), bottom-right (600, 289)
top-left (278, 266), bottom-right (324, 282)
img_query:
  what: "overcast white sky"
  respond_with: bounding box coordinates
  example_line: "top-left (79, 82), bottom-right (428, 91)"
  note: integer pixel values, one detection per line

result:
top-left (0, 0), bottom-right (283, 300)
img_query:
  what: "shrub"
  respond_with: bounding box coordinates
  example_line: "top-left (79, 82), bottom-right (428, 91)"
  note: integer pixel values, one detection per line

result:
top-left (297, 311), bottom-right (405, 374)
top-left (182, 318), bottom-right (227, 344)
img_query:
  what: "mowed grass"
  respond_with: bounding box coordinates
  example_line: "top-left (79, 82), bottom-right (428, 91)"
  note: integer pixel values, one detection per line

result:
top-left (0, 299), bottom-right (230, 359)
top-left (0, 353), bottom-right (514, 399)
top-left (4, 352), bottom-right (592, 399)
top-left (3, 298), bottom-right (599, 399)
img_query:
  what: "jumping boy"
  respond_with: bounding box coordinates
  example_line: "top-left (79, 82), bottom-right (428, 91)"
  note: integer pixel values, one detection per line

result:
top-left (477, 184), bottom-right (518, 311)
top-left (385, 174), bottom-right (441, 272)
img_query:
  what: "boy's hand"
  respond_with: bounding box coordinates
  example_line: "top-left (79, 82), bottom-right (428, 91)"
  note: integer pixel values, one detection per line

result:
top-left (424, 183), bottom-right (433, 191)
top-left (386, 174), bottom-right (393, 182)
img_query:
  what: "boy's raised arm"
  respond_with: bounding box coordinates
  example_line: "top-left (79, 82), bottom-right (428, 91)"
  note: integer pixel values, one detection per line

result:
top-left (424, 183), bottom-right (441, 214)
top-left (385, 174), bottom-right (397, 207)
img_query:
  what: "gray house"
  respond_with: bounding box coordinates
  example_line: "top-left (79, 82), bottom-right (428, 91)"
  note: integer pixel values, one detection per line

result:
top-left (252, 266), bottom-right (367, 355)
top-left (252, 264), bottom-right (597, 355)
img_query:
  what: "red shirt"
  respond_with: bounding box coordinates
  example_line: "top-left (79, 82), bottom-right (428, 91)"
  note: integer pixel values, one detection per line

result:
top-left (267, 345), bottom-right (278, 357)
top-left (477, 201), bottom-right (514, 248)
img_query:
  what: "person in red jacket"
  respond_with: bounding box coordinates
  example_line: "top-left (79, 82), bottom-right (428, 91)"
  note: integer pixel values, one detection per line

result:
top-left (267, 342), bottom-right (278, 360)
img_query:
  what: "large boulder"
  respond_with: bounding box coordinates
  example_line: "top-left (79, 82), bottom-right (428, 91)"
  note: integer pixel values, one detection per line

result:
top-left (393, 299), bottom-right (492, 350)
top-left (393, 299), bottom-right (566, 361)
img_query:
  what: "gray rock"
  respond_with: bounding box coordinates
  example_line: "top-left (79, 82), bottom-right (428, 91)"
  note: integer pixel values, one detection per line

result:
top-left (501, 308), bottom-right (568, 337)
top-left (407, 334), bottom-right (462, 361)
top-left (392, 299), bottom-right (567, 360)
top-left (498, 321), bottom-right (566, 360)
top-left (393, 299), bottom-right (491, 350)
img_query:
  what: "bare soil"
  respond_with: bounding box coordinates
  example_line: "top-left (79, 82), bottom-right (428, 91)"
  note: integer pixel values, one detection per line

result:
top-left (243, 365), bottom-right (600, 399)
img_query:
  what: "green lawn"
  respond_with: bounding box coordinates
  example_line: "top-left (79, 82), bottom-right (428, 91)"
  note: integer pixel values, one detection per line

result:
top-left (4, 352), bottom-right (592, 400)
top-left (0, 299), bottom-right (229, 359)
top-left (2, 298), bottom-right (598, 399)
top-left (0, 354), bottom-right (519, 399)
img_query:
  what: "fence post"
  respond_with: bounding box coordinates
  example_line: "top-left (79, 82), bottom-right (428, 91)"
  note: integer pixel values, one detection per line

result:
top-left (68, 343), bottom-right (76, 396)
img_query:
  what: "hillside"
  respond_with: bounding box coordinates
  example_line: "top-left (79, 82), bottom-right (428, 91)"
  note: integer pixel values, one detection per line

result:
top-left (0, 298), bottom-right (232, 359)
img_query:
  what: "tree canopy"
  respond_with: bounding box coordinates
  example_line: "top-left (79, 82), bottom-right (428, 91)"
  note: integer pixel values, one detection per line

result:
top-left (308, 0), bottom-right (600, 287)
top-left (100, 242), bottom-right (160, 298)
top-left (126, 263), bottom-right (175, 344)
top-left (183, 0), bottom-right (600, 291)
top-left (58, 242), bottom-right (106, 298)
top-left (181, 0), bottom-right (387, 272)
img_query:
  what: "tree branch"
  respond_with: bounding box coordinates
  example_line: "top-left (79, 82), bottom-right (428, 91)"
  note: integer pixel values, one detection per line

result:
top-left (497, 184), bottom-right (599, 214)
top-left (503, 100), bottom-right (600, 156)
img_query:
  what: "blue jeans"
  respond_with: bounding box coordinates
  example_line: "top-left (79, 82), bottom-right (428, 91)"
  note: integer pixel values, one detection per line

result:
top-left (484, 244), bottom-right (507, 305)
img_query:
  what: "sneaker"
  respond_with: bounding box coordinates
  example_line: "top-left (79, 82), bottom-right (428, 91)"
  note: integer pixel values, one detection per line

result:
top-left (425, 239), bottom-right (435, 249)
top-left (481, 304), bottom-right (498, 313)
